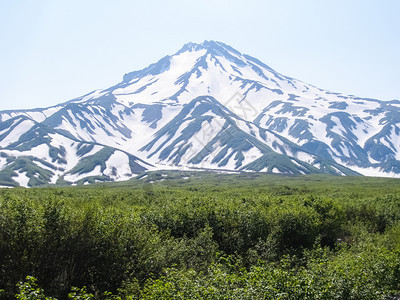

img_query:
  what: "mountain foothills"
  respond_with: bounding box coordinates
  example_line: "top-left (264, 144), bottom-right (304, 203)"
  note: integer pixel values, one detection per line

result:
top-left (1, 40), bottom-right (400, 187)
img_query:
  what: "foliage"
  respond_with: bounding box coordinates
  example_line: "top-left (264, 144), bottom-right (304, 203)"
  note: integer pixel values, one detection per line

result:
top-left (0, 173), bottom-right (400, 298)
top-left (15, 276), bottom-right (55, 300)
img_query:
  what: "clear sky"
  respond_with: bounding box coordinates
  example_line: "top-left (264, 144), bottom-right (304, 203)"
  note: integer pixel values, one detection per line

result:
top-left (1, 0), bottom-right (399, 111)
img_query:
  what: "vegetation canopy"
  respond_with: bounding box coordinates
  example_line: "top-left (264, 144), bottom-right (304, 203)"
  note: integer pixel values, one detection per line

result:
top-left (1, 172), bottom-right (400, 299)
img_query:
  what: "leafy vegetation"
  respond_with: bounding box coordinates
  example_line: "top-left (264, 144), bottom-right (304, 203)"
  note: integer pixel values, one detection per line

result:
top-left (1, 172), bottom-right (400, 299)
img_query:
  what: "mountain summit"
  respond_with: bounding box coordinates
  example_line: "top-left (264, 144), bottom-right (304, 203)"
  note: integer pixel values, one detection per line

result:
top-left (0, 41), bottom-right (399, 187)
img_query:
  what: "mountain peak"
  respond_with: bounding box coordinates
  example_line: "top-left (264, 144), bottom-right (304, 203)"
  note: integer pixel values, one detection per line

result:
top-left (177, 40), bottom-right (240, 55)
top-left (123, 40), bottom-right (245, 83)
top-left (179, 40), bottom-right (221, 50)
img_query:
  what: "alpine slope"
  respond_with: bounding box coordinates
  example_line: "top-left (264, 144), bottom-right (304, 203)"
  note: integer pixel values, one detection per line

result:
top-left (1, 40), bottom-right (399, 187)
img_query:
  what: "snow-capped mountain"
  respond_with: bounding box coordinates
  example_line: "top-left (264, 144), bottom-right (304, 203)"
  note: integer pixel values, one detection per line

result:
top-left (0, 40), bottom-right (399, 187)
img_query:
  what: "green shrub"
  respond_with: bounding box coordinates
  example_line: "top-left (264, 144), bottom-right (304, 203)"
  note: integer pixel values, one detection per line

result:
top-left (0, 174), bottom-right (400, 298)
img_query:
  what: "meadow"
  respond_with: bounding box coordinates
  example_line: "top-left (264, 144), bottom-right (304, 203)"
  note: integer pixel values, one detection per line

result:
top-left (1, 171), bottom-right (400, 299)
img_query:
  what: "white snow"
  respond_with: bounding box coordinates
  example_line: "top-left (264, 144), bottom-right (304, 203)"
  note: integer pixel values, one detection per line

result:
top-left (351, 166), bottom-right (400, 178)
top-left (4, 144), bottom-right (50, 159)
top-left (240, 147), bottom-right (263, 167)
top-left (0, 157), bottom-right (7, 169)
top-left (15, 172), bottom-right (30, 187)
top-left (0, 119), bottom-right (35, 147)
top-left (272, 167), bottom-right (282, 174)
top-left (104, 151), bottom-right (132, 181)
top-left (1, 41), bottom-right (400, 183)
top-left (79, 89), bottom-right (106, 102)
top-left (64, 165), bottom-right (102, 182)
top-left (0, 119), bottom-right (18, 136)
top-left (293, 151), bottom-right (315, 164)
top-left (330, 116), bottom-right (346, 136)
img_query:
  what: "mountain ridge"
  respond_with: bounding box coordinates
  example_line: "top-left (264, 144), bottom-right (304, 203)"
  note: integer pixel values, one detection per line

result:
top-left (0, 40), bottom-right (399, 187)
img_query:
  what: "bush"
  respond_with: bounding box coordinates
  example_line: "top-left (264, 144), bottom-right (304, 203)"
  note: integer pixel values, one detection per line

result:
top-left (0, 174), bottom-right (400, 298)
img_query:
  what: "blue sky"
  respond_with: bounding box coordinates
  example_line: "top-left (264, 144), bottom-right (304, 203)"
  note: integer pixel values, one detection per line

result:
top-left (1, 0), bottom-right (399, 110)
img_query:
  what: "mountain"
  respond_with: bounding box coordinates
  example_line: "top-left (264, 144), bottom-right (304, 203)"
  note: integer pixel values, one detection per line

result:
top-left (0, 40), bottom-right (399, 187)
